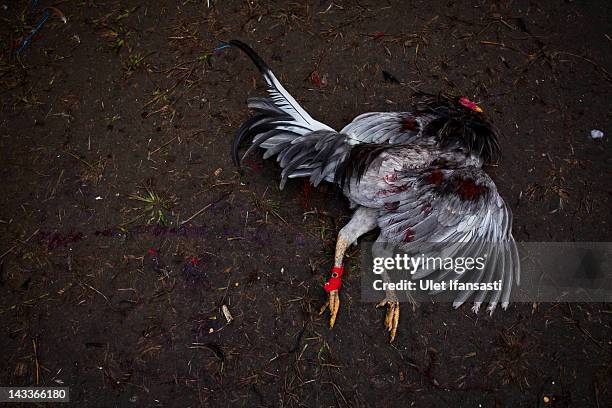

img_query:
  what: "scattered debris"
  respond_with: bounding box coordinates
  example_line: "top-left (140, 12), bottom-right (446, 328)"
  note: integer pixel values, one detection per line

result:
top-left (212, 43), bottom-right (230, 53)
top-left (382, 70), bottom-right (400, 84)
top-left (590, 129), bottom-right (604, 139)
top-left (16, 6), bottom-right (67, 55)
top-left (222, 304), bottom-right (233, 323)
top-left (310, 71), bottom-right (322, 87)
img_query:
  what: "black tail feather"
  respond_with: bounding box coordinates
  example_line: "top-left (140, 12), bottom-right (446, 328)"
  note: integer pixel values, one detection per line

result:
top-left (231, 113), bottom-right (268, 166)
top-left (229, 40), bottom-right (272, 77)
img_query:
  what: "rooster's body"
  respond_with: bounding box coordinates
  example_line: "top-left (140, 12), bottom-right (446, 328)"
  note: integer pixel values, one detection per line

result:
top-left (230, 40), bottom-right (519, 341)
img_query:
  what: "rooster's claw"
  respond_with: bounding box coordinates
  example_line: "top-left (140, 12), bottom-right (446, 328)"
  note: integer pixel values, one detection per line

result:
top-left (319, 289), bottom-right (340, 328)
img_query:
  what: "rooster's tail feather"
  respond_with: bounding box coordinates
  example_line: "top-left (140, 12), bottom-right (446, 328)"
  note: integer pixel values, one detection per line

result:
top-left (230, 40), bottom-right (346, 189)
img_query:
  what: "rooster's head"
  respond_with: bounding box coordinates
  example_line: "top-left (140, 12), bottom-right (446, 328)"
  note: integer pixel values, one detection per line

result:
top-left (412, 92), bottom-right (501, 164)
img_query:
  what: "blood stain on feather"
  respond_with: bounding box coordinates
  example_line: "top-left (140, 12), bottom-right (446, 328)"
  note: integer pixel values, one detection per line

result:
top-left (400, 116), bottom-right (418, 131)
top-left (384, 201), bottom-right (400, 210)
top-left (384, 173), bottom-right (398, 183)
top-left (453, 178), bottom-right (487, 200)
top-left (376, 184), bottom-right (409, 197)
top-left (426, 170), bottom-right (444, 186)
top-left (404, 228), bottom-right (415, 242)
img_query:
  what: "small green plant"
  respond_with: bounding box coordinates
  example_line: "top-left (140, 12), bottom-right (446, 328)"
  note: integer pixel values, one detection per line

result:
top-left (318, 224), bottom-right (331, 241)
top-left (116, 7), bottom-right (132, 21)
top-left (126, 53), bottom-right (145, 72)
top-left (252, 193), bottom-right (285, 224)
top-left (197, 52), bottom-right (212, 65)
top-left (111, 38), bottom-right (125, 53)
top-left (151, 87), bottom-right (170, 104)
top-left (128, 188), bottom-right (174, 225)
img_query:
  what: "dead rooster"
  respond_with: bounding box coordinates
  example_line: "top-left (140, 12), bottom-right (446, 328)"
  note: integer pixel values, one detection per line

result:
top-left (229, 40), bottom-right (519, 342)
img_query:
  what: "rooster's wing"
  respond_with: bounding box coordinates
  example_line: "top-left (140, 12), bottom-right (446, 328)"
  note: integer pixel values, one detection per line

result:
top-left (375, 166), bottom-right (520, 313)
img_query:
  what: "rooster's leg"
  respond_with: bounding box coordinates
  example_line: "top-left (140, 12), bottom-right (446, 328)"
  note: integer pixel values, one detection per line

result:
top-left (319, 207), bottom-right (378, 328)
top-left (376, 283), bottom-right (400, 342)
top-left (374, 248), bottom-right (400, 342)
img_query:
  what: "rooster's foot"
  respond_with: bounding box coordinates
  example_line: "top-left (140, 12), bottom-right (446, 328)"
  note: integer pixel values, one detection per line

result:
top-left (319, 289), bottom-right (340, 328)
top-left (376, 297), bottom-right (400, 342)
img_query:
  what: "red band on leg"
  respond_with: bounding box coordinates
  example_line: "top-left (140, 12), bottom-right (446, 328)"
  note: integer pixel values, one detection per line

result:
top-left (324, 266), bottom-right (344, 293)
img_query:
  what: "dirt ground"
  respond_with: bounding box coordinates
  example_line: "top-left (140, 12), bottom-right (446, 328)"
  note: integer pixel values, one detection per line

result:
top-left (1, 1), bottom-right (610, 407)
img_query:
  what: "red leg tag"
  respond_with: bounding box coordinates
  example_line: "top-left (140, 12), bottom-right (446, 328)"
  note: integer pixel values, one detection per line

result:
top-left (323, 265), bottom-right (344, 293)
